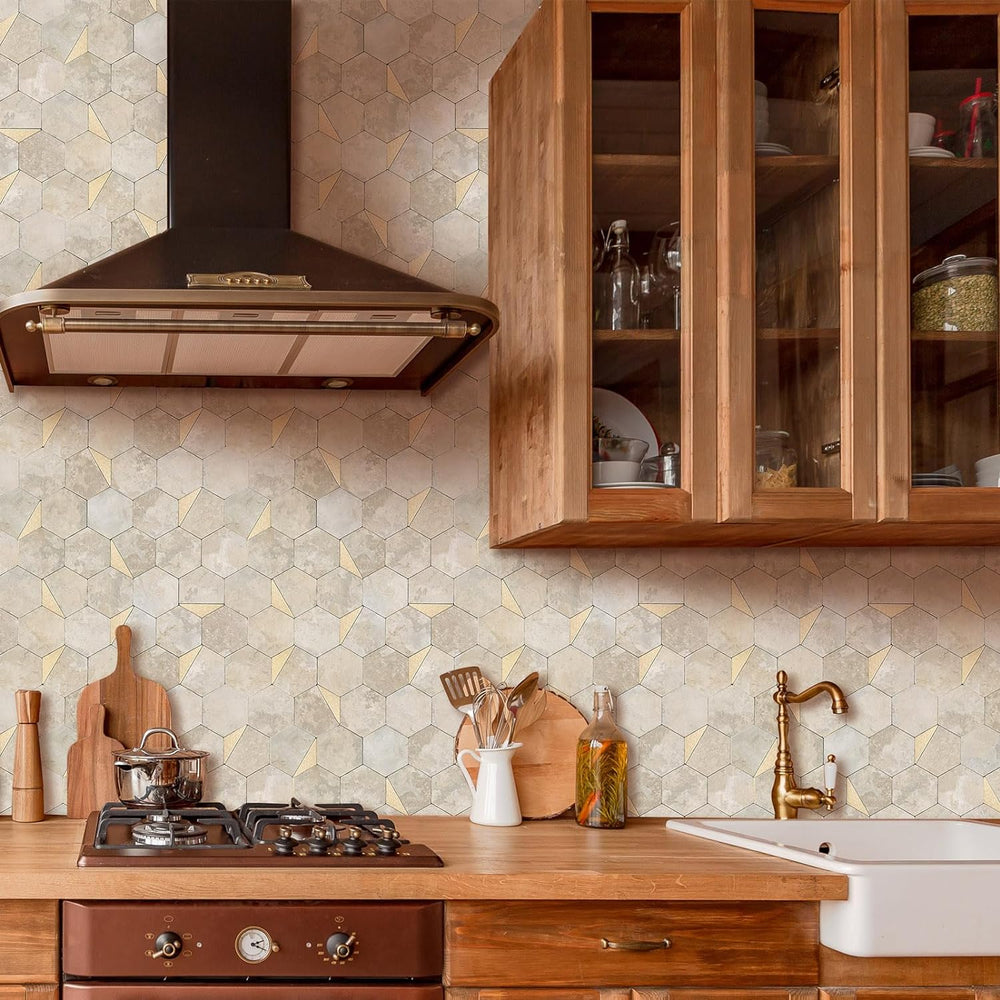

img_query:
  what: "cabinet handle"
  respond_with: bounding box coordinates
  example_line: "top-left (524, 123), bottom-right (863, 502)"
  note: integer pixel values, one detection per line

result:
top-left (600, 937), bottom-right (671, 952)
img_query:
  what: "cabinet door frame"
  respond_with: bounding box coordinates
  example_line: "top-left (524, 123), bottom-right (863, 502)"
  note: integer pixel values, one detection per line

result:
top-left (717, 0), bottom-right (877, 524)
top-left (877, 0), bottom-right (1000, 524)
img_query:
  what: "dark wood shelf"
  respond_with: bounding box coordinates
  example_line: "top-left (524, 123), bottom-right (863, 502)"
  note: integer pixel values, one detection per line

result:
top-left (757, 327), bottom-right (839, 341)
top-left (594, 328), bottom-right (680, 341)
top-left (912, 328), bottom-right (997, 344)
top-left (910, 157), bottom-right (996, 248)
top-left (755, 155), bottom-right (839, 228)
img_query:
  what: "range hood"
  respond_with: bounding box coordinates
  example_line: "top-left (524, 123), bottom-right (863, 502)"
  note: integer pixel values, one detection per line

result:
top-left (0, 0), bottom-right (497, 392)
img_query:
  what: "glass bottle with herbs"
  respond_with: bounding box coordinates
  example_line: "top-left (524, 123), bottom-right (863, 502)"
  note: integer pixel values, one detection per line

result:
top-left (575, 685), bottom-right (628, 828)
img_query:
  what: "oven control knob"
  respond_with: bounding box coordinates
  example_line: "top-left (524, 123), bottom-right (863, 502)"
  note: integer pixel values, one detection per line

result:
top-left (152, 931), bottom-right (184, 959)
top-left (325, 931), bottom-right (357, 961)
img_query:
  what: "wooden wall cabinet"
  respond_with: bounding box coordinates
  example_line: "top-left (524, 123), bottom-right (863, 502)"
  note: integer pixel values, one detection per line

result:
top-left (489, 0), bottom-right (1000, 547)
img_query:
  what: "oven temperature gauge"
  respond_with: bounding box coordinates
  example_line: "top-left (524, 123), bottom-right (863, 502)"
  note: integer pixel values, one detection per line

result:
top-left (236, 926), bottom-right (279, 963)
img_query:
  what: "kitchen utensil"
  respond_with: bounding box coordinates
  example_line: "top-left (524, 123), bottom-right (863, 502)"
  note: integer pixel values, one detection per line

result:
top-left (908, 111), bottom-right (936, 148)
top-left (455, 690), bottom-right (587, 820)
top-left (593, 388), bottom-right (658, 458)
top-left (502, 672), bottom-right (539, 744)
top-left (457, 743), bottom-right (522, 826)
top-left (67, 703), bottom-right (125, 819)
top-left (592, 460), bottom-right (642, 485)
top-left (639, 443), bottom-right (681, 486)
top-left (513, 684), bottom-right (547, 734)
top-left (912, 255), bottom-right (998, 332)
top-left (13, 689), bottom-right (43, 822)
top-left (440, 666), bottom-right (486, 745)
top-left (472, 682), bottom-right (511, 749)
top-left (112, 727), bottom-right (209, 808)
top-left (75, 625), bottom-right (172, 752)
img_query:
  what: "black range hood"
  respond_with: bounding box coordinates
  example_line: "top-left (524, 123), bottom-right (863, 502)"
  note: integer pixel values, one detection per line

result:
top-left (0, 0), bottom-right (497, 392)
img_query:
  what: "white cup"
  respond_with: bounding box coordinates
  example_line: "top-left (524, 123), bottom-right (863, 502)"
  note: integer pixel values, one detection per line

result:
top-left (908, 112), bottom-right (935, 149)
top-left (593, 460), bottom-right (640, 485)
top-left (975, 454), bottom-right (1000, 486)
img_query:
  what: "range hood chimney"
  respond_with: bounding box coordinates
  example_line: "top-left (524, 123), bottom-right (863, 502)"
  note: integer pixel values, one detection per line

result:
top-left (0, 0), bottom-right (497, 392)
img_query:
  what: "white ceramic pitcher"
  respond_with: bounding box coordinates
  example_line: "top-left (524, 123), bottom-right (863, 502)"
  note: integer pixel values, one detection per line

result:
top-left (457, 743), bottom-right (522, 827)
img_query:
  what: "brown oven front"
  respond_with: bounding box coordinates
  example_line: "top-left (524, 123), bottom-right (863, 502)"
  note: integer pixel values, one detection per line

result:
top-left (64, 986), bottom-right (443, 998)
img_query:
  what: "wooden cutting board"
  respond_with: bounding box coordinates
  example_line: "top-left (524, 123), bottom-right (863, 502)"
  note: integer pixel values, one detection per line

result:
top-left (66, 704), bottom-right (124, 818)
top-left (455, 690), bottom-right (586, 820)
top-left (74, 625), bottom-right (172, 753)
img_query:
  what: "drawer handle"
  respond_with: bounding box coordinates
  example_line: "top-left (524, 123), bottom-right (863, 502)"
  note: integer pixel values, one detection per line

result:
top-left (600, 937), bottom-right (671, 952)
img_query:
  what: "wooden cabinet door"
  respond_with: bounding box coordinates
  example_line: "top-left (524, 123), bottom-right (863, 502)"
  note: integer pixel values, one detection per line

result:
top-left (0, 901), bottom-right (59, 985)
top-left (0, 988), bottom-right (58, 998)
top-left (877, 0), bottom-right (1000, 531)
top-left (717, 0), bottom-right (877, 525)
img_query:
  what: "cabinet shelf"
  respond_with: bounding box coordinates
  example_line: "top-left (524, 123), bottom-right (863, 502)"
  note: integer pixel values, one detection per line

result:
top-left (594, 328), bottom-right (679, 341)
top-left (755, 155), bottom-right (840, 227)
top-left (910, 157), bottom-right (997, 248)
top-left (758, 327), bottom-right (839, 341)
top-left (912, 329), bottom-right (998, 344)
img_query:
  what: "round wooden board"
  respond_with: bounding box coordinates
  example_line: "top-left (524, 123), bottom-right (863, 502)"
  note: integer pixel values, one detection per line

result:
top-left (454, 690), bottom-right (587, 820)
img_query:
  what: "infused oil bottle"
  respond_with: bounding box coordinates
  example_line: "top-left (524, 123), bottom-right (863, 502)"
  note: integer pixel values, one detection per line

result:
top-left (575, 685), bottom-right (627, 828)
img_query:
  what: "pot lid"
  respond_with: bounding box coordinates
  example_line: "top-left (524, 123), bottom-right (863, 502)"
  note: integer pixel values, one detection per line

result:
top-left (117, 728), bottom-right (209, 761)
top-left (913, 254), bottom-right (998, 287)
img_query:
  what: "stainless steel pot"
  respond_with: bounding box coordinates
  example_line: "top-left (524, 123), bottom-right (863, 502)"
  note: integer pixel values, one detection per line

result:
top-left (113, 728), bottom-right (209, 808)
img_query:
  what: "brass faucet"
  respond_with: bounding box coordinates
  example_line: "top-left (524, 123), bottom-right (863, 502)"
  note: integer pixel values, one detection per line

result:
top-left (771, 670), bottom-right (849, 820)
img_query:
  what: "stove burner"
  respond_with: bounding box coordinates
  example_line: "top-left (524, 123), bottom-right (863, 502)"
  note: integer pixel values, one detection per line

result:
top-left (132, 815), bottom-right (209, 847)
top-left (275, 797), bottom-right (324, 825)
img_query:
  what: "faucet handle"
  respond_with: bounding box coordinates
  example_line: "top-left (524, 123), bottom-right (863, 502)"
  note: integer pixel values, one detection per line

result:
top-left (824, 754), bottom-right (838, 797)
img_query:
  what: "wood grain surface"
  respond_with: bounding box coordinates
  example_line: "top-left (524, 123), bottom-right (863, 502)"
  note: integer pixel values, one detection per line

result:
top-left (66, 704), bottom-right (125, 819)
top-left (454, 690), bottom-right (586, 820)
top-left (74, 626), bottom-right (171, 752)
top-left (0, 901), bottom-right (58, 984)
top-left (12, 691), bottom-right (43, 824)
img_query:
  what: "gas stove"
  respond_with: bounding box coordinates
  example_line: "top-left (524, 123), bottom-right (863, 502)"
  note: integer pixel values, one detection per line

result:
top-left (77, 800), bottom-right (443, 868)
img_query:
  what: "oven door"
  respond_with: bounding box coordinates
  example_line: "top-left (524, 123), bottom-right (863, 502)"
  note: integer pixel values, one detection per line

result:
top-left (64, 985), bottom-right (443, 998)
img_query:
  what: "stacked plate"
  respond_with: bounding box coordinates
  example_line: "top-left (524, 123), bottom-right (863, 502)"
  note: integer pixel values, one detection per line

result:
top-left (912, 465), bottom-right (963, 487)
top-left (975, 454), bottom-right (1000, 487)
top-left (910, 146), bottom-right (955, 159)
top-left (755, 142), bottom-right (793, 157)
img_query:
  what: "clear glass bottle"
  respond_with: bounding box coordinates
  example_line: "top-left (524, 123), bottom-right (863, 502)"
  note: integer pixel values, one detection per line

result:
top-left (594, 219), bottom-right (640, 330)
top-left (575, 685), bottom-right (628, 829)
top-left (960, 82), bottom-right (997, 158)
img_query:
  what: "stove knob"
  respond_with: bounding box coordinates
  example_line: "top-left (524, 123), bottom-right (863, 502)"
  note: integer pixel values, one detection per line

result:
top-left (325, 931), bottom-right (356, 961)
top-left (152, 931), bottom-right (184, 959)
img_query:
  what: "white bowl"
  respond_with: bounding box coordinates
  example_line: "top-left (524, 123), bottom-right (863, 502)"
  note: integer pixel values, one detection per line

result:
top-left (592, 460), bottom-right (640, 485)
top-left (908, 112), bottom-right (935, 149)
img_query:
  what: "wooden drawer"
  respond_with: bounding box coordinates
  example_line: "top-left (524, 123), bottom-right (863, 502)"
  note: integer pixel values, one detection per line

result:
top-left (0, 901), bottom-right (59, 984)
top-left (445, 901), bottom-right (817, 988)
top-left (0, 988), bottom-right (59, 998)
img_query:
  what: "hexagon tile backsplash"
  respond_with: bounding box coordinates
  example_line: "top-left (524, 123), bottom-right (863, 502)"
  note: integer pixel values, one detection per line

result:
top-left (0, 1), bottom-right (999, 820)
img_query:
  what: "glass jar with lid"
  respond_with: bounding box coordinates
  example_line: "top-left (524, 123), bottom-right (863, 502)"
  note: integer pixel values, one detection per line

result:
top-left (912, 254), bottom-right (998, 332)
top-left (755, 429), bottom-right (798, 489)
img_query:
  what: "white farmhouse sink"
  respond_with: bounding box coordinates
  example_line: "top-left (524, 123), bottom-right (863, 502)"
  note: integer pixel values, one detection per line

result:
top-left (667, 818), bottom-right (1000, 957)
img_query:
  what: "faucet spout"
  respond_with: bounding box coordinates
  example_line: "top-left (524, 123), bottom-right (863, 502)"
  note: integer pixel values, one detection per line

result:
top-left (781, 676), bottom-right (849, 714)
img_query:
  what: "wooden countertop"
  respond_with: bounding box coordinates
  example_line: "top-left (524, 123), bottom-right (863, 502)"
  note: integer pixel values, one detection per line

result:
top-left (0, 816), bottom-right (846, 901)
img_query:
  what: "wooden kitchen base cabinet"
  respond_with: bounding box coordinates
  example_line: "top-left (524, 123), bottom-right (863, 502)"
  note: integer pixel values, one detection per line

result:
top-left (0, 989), bottom-right (59, 998)
top-left (0, 902), bottom-right (58, 986)
top-left (448, 992), bottom-right (819, 1000)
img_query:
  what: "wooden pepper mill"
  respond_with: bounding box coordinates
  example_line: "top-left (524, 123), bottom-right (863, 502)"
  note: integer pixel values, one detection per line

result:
top-left (13, 689), bottom-right (44, 822)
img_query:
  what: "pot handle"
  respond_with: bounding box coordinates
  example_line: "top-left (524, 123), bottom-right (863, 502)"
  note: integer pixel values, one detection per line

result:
top-left (137, 728), bottom-right (180, 751)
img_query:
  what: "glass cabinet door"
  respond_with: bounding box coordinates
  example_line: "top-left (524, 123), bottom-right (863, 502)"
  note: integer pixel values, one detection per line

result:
top-left (718, 0), bottom-right (876, 524)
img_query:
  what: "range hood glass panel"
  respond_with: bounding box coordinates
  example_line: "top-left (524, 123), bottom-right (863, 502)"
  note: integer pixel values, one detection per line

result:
top-left (289, 334), bottom-right (432, 377)
top-left (45, 332), bottom-right (169, 374)
top-left (171, 333), bottom-right (298, 374)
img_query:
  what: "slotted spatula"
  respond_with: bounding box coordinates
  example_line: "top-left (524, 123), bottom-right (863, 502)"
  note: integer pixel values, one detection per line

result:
top-left (440, 666), bottom-right (486, 745)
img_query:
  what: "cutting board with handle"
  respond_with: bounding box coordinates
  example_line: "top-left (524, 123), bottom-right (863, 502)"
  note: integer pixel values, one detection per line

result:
top-left (66, 704), bottom-right (124, 818)
top-left (74, 625), bottom-right (172, 754)
top-left (455, 689), bottom-right (586, 820)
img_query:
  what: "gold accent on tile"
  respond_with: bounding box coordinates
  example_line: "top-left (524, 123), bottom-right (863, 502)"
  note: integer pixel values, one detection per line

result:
top-left (41, 646), bottom-right (64, 682)
top-left (756, 738), bottom-right (779, 777)
top-left (501, 646), bottom-right (523, 681)
top-left (500, 579), bottom-right (522, 616)
top-left (223, 726), bottom-right (245, 762)
top-left (639, 646), bottom-right (661, 681)
top-left (109, 540), bottom-right (131, 578)
top-left (458, 128), bottom-right (488, 142)
top-left (407, 646), bottom-right (430, 680)
top-left (26, 263), bottom-right (43, 291)
top-left (18, 502), bottom-right (41, 538)
top-left (248, 501), bottom-right (271, 539)
top-left (319, 686), bottom-right (341, 721)
top-left (318, 171), bottom-right (341, 207)
top-left (296, 25), bottom-right (318, 62)
top-left (684, 725), bottom-right (706, 762)
top-left (640, 603), bottom-right (682, 617)
top-left (868, 645), bottom-right (890, 682)
top-left (914, 725), bottom-right (937, 762)
top-left (110, 608), bottom-right (132, 630)
top-left (41, 409), bottom-right (64, 446)
top-left (569, 607), bottom-right (591, 643)
top-left (178, 646), bottom-right (201, 681)
top-left (0, 128), bottom-right (39, 142)
top-left (455, 13), bottom-right (476, 47)
top-left (91, 448), bottom-right (112, 484)
top-left (0, 13), bottom-right (18, 45)
top-left (731, 646), bottom-right (754, 682)
top-left (386, 132), bottom-right (408, 169)
top-left (339, 607), bottom-right (362, 641)
top-left (178, 488), bottom-right (200, 524)
top-left (296, 739), bottom-right (318, 777)
top-left (0, 726), bottom-right (15, 758)
top-left (386, 64), bottom-right (406, 101)
top-left (180, 603), bottom-right (223, 618)
top-left (156, 138), bottom-right (167, 168)
top-left (178, 408), bottom-right (201, 444)
top-left (730, 580), bottom-right (752, 615)
top-left (410, 603), bottom-right (450, 618)
top-left (271, 581), bottom-right (292, 615)
top-left (407, 249), bottom-right (432, 276)
top-left (136, 211), bottom-right (158, 237)
top-left (0, 170), bottom-right (17, 202)
top-left (41, 581), bottom-right (63, 615)
top-left (963, 646), bottom-right (984, 682)
top-left (844, 776), bottom-right (868, 815)
top-left (340, 541), bottom-right (361, 578)
top-left (455, 170), bottom-right (478, 206)
top-left (477, 520), bottom-right (489, 540)
top-left (318, 449), bottom-right (341, 485)
top-left (156, 64), bottom-right (167, 96)
top-left (569, 548), bottom-right (592, 578)
top-left (88, 170), bottom-right (111, 207)
top-left (963, 581), bottom-right (983, 615)
top-left (365, 210), bottom-right (388, 248)
top-left (385, 777), bottom-right (406, 813)
top-left (318, 107), bottom-right (340, 141)
top-left (985, 777), bottom-right (1000, 813)
top-left (799, 607), bottom-right (821, 642)
top-left (407, 487), bottom-right (429, 523)
top-left (271, 409), bottom-right (293, 445)
top-left (408, 410), bottom-right (430, 442)
top-left (871, 603), bottom-right (911, 618)
top-left (87, 105), bottom-right (110, 140)
top-left (800, 550), bottom-right (821, 577)
top-left (271, 646), bottom-right (293, 681)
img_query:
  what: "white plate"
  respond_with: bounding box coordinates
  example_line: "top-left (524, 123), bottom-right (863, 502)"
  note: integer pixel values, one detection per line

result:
top-left (755, 142), bottom-right (793, 156)
top-left (594, 482), bottom-right (675, 489)
top-left (593, 387), bottom-right (658, 459)
top-left (910, 147), bottom-right (956, 158)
